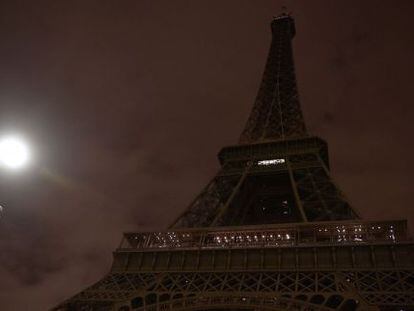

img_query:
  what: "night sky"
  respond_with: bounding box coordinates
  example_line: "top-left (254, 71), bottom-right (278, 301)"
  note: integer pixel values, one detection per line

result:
top-left (0, 1), bottom-right (413, 310)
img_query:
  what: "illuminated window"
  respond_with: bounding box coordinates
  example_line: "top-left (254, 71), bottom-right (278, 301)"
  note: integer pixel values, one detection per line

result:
top-left (257, 158), bottom-right (285, 166)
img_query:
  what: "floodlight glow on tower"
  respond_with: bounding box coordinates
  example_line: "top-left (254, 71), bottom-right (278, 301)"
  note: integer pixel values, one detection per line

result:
top-left (0, 136), bottom-right (30, 169)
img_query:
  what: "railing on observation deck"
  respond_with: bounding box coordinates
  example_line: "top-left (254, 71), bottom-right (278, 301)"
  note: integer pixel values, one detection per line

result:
top-left (118, 220), bottom-right (409, 251)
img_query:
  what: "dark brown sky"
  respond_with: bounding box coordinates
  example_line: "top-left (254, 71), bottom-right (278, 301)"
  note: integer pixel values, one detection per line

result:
top-left (0, 1), bottom-right (413, 310)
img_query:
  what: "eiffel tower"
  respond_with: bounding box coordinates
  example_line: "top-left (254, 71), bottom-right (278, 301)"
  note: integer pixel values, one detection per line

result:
top-left (54, 13), bottom-right (414, 311)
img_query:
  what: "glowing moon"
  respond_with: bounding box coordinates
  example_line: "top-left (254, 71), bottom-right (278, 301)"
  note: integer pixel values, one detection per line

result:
top-left (0, 136), bottom-right (30, 169)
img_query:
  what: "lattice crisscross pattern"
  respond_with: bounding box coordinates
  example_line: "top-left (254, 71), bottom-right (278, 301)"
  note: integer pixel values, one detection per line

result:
top-left (239, 15), bottom-right (307, 144)
top-left (53, 13), bottom-right (413, 311)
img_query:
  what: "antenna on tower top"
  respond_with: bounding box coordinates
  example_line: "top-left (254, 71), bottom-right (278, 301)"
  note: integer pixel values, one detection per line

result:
top-left (274, 5), bottom-right (291, 19)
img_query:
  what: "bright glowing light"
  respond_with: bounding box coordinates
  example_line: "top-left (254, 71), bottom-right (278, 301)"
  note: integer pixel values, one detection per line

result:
top-left (0, 136), bottom-right (30, 169)
top-left (257, 158), bottom-right (285, 166)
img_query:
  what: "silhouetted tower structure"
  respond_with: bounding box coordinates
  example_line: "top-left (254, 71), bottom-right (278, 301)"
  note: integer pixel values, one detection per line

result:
top-left (55, 14), bottom-right (414, 311)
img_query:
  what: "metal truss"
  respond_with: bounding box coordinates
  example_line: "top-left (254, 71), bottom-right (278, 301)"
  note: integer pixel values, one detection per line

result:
top-left (54, 269), bottom-right (414, 310)
top-left (56, 226), bottom-right (414, 310)
top-left (171, 168), bottom-right (246, 228)
top-left (239, 15), bottom-right (307, 143)
top-left (288, 153), bottom-right (359, 221)
top-left (53, 14), bottom-right (414, 311)
top-left (171, 145), bottom-right (360, 228)
top-left (120, 220), bottom-right (406, 250)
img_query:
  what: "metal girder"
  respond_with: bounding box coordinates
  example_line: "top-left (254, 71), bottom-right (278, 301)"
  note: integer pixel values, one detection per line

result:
top-left (53, 238), bottom-right (414, 310)
top-left (54, 268), bottom-right (414, 310)
top-left (52, 13), bottom-right (413, 311)
top-left (171, 148), bottom-right (359, 227)
top-left (239, 15), bottom-right (307, 143)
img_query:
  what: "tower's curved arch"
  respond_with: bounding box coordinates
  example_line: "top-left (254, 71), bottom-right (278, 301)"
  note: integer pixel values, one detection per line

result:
top-left (118, 292), bottom-right (361, 311)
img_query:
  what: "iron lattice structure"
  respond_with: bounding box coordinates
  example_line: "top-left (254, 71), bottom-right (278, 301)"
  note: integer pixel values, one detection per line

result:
top-left (239, 15), bottom-right (307, 143)
top-left (54, 14), bottom-right (414, 311)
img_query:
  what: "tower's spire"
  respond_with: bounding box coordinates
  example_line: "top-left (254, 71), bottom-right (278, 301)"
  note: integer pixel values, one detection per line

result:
top-left (239, 14), bottom-right (307, 143)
